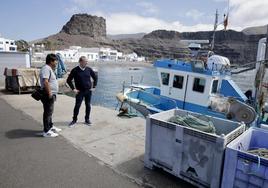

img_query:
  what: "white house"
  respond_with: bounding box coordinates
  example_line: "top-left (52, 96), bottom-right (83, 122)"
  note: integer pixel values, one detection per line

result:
top-left (69, 46), bottom-right (82, 50)
top-left (44, 47), bottom-right (100, 62)
top-left (54, 49), bottom-right (79, 62)
top-left (31, 43), bottom-right (45, 52)
top-left (78, 48), bottom-right (99, 61)
top-left (0, 37), bottom-right (17, 52)
top-left (99, 47), bottom-right (123, 61)
top-left (99, 47), bottom-right (110, 60)
top-left (124, 52), bottom-right (145, 62)
top-left (33, 46), bottom-right (124, 63)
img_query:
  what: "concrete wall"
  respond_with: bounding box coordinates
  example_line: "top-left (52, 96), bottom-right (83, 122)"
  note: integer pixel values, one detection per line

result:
top-left (0, 52), bottom-right (30, 86)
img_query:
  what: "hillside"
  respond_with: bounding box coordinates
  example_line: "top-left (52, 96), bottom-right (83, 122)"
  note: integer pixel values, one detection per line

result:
top-left (36, 13), bottom-right (267, 64)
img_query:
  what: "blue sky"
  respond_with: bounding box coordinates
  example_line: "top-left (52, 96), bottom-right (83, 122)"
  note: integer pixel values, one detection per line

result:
top-left (1, 0), bottom-right (267, 41)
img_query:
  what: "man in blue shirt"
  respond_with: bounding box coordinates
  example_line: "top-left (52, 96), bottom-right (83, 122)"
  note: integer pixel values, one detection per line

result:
top-left (67, 56), bottom-right (98, 127)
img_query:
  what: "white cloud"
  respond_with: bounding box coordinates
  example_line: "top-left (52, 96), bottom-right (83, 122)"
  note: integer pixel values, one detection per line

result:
top-left (105, 13), bottom-right (213, 34)
top-left (136, 2), bottom-right (159, 14)
top-left (211, 0), bottom-right (268, 30)
top-left (64, 0), bottom-right (268, 34)
top-left (64, 6), bottom-right (80, 14)
top-left (71, 0), bottom-right (97, 8)
top-left (228, 0), bottom-right (268, 29)
top-left (186, 9), bottom-right (205, 21)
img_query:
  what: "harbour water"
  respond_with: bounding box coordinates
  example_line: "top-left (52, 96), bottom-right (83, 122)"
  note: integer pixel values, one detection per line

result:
top-left (65, 63), bottom-right (159, 109)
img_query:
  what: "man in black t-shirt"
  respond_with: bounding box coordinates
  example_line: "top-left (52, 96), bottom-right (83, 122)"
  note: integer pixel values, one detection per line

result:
top-left (67, 56), bottom-right (98, 127)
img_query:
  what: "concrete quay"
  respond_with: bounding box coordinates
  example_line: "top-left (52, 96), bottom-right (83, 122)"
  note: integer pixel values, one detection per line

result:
top-left (0, 92), bottom-right (193, 188)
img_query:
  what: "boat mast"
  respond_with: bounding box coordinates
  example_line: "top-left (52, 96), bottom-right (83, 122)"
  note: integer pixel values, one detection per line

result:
top-left (211, 9), bottom-right (218, 51)
top-left (211, 1), bottom-right (229, 51)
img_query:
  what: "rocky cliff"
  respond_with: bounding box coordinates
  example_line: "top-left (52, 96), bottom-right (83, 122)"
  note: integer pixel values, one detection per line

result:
top-left (242, 25), bottom-right (268, 35)
top-left (37, 14), bottom-right (267, 64)
top-left (143, 29), bottom-right (266, 64)
top-left (60, 14), bottom-right (106, 37)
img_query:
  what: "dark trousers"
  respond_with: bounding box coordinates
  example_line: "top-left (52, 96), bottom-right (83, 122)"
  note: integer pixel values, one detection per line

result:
top-left (41, 96), bottom-right (55, 133)
top-left (73, 90), bottom-right (92, 121)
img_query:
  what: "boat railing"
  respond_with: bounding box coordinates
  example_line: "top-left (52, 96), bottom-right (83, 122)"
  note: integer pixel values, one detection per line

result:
top-left (135, 88), bottom-right (178, 110)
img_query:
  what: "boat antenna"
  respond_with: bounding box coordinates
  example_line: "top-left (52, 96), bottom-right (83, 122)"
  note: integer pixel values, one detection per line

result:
top-left (223, 0), bottom-right (230, 31)
top-left (211, 9), bottom-right (218, 51)
top-left (211, 0), bottom-right (230, 50)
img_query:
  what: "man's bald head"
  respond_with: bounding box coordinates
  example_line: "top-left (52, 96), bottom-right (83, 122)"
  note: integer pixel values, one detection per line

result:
top-left (79, 56), bottom-right (88, 68)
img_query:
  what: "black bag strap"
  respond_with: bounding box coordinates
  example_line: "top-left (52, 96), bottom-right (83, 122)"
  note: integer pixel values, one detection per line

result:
top-left (34, 69), bottom-right (39, 87)
top-left (48, 69), bottom-right (52, 81)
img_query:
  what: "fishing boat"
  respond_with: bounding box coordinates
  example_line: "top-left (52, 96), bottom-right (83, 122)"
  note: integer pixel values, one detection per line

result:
top-left (116, 51), bottom-right (257, 124)
top-left (115, 5), bottom-right (268, 126)
top-left (117, 34), bottom-right (268, 127)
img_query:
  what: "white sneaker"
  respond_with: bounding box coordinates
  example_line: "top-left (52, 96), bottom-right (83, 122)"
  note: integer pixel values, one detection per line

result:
top-left (50, 126), bottom-right (62, 133)
top-left (43, 130), bottom-right (59, 138)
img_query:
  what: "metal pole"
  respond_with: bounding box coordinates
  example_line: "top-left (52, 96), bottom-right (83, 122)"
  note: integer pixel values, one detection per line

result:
top-left (265, 25), bottom-right (268, 61)
top-left (256, 25), bottom-right (268, 115)
top-left (183, 75), bottom-right (189, 110)
top-left (211, 9), bottom-right (218, 51)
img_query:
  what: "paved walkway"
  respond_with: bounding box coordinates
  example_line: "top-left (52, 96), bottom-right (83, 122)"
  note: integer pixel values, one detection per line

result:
top-left (0, 92), bottom-right (194, 188)
top-left (0, 97), bottom-right (140, 188)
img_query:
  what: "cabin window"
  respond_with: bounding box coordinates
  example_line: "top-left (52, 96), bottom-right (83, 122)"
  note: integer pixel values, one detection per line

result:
top-left (211, 80), bottom-right (218, 94)
top-left (193, 77), bottom-right (206, 93)
top-left (173, 75), bottom-right (184, 89)
top-left (6, 41), bottom-right (9, 44)
top-left (161, 72), bottom-right (170, 86)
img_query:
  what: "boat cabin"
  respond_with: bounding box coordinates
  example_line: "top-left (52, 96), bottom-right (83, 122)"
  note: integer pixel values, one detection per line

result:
top-left (154, 55), bottom-right (247, 114)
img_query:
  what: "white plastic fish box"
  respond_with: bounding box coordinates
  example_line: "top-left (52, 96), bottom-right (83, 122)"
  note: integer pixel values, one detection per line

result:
top-left (144, 109), bottom-right (245, 188)
top-left (221, 127), bottom-right (268, 188)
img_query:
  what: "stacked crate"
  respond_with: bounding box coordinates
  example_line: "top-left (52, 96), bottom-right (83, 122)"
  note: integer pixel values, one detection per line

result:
top-left (144, 109), bottom-right (245, 188)
top-left (222, 127), bottom-right (268, 188)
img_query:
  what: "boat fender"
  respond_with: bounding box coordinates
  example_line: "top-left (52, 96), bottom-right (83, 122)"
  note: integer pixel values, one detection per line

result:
top-left (116, 92), bottom-right (126, 102)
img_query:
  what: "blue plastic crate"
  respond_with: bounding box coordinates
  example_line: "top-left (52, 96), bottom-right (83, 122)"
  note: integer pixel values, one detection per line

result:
top-left (222, 127), bottom-right (268, 188)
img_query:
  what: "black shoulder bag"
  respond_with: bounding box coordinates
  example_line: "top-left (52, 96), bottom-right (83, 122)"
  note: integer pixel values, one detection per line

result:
top-left (31, 69), bottom-right (52, 101)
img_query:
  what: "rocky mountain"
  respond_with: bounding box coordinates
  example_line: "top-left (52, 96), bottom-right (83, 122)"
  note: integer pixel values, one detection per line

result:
top-left (60, 14), bottom-right (106, 37)
top-left (116, 38), bottom-right (190, 59)
top-left (140, 29), bottom-right (266, 64)
top-left (143, 30), bottom-right (180, 40)
top-left (242, 25), bottom-right (268, 35)
top-left (40, 32), bottom-right (111, 50)
top-left (37, 14), bottom-right (267, 64)
top-left (38, 14), bottom-right (190, 59)
top-left (15, 40), bottom-right (29, 52)
top-left (107, 33), bottom-right (146, 40)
